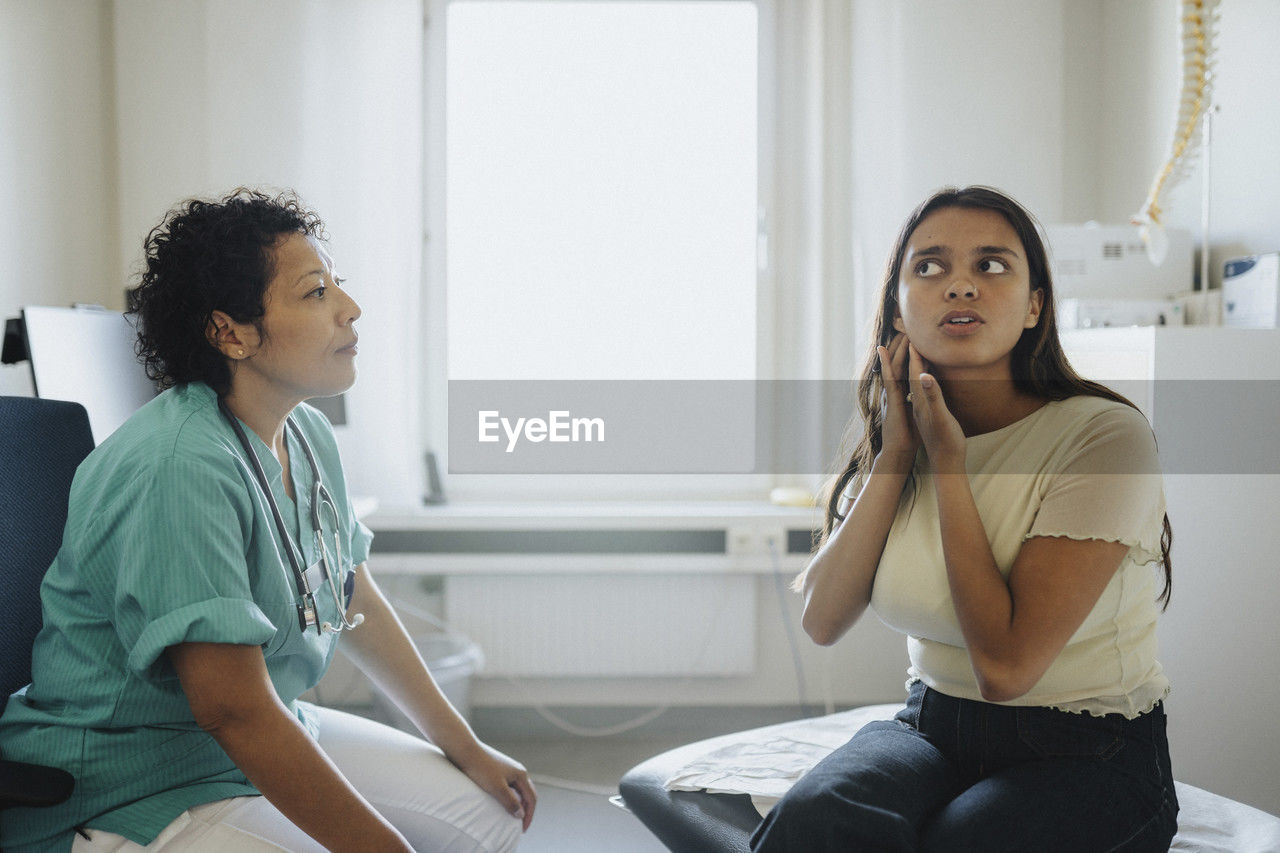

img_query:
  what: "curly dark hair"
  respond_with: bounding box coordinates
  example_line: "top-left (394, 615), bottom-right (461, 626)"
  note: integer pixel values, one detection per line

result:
top-left (126, 188), bottom-right (327, 394)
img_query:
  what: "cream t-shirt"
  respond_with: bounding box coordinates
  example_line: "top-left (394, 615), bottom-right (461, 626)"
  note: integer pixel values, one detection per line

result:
top-left (866, 395), bottom-right (1170, 718)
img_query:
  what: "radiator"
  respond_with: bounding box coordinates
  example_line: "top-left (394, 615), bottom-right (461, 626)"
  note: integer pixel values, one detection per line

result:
top-left (444, 573), bottom-right (756, 677)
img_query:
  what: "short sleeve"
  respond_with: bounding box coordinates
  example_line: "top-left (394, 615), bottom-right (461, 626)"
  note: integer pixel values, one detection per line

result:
top-left (105, 457), bottom-right (278, 680)
top-left (1025, 405), bottom-right (1166, 565)
top-left (350, 518), bottom-right (374, 566)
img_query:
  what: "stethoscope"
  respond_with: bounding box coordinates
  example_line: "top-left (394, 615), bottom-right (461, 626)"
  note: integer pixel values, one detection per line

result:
top-left (218, 398), bottom-right (364, 635)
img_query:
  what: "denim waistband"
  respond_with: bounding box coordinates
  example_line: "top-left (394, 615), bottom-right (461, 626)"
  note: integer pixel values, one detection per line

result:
top-left (899, 681), bottom-right (1172, 793)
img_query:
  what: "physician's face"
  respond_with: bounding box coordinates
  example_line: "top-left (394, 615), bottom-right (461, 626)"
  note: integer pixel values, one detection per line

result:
top-left (244, 232), bottom-right (362, 401)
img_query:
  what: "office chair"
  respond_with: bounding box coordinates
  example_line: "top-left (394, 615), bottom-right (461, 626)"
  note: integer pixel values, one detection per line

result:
top-left (0, 396), bottom-right (94, 809)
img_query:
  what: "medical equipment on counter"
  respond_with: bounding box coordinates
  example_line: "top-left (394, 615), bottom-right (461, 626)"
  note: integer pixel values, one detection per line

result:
top-left (1223, 253), bottom-right (1280, 328)
top-left (1058, 298), bottom-right (1185, 330)
top-left (1045, 224), bottom-right (1192, 300)
top-left (218, 398), bottom-right (364, 635)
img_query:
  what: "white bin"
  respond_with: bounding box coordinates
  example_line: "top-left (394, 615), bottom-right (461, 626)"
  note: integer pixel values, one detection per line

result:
top-left (373, 605), bottom-right (485, 732)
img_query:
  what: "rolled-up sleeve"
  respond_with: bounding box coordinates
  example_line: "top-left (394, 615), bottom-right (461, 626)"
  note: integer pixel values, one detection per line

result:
top-left (350, 518), bottom-right (374, 566)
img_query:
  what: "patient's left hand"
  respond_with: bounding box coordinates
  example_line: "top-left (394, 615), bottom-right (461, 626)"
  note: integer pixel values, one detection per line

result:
top-left (454, 742), bottom-right (538, 832)
top-left (907, 343), bottom-right (966, 472)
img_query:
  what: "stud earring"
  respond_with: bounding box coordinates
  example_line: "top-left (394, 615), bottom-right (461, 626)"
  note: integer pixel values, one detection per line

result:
top-left (237, 349), bottom-right (244, 357)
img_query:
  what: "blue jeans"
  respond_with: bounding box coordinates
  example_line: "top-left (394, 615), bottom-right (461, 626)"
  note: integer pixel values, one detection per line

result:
top-left (751, 682), bottom-right (1178, 852)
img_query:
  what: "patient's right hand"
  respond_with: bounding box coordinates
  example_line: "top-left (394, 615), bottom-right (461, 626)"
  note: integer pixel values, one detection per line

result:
top-left (877, 333), bottom-right (922, 462)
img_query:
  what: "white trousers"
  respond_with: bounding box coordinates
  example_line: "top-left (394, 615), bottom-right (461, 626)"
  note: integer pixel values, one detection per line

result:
top-left (72, 706), bottom-right (522, 853)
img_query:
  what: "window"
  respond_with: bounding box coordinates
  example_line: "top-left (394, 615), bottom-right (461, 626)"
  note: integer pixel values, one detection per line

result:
top-left (425, 0), bottom-right (771, 501)
top-left (445, 1), bottom-right (759, 382)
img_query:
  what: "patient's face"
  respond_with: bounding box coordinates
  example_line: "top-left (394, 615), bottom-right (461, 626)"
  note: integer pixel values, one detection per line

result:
top-left (891, 206), bottom-right (1042, 381)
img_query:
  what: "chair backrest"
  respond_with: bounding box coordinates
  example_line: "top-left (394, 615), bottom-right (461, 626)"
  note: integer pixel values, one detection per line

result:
top-left (0, 397), bottom-right (94, 697)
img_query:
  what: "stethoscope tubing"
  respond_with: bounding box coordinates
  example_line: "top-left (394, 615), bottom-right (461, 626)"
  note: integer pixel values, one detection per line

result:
top-left (217, 397), bottom-right (357, 635)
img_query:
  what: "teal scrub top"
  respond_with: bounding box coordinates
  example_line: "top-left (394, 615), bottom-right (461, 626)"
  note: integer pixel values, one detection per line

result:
top-left (0, 382), bottom-right (373, 852)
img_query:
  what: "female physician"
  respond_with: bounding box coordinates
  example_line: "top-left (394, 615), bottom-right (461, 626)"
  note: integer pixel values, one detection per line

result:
top-left (0, 189), bottom-right (535, 852)
top-left (752, 187), bottom-right (1178, 851)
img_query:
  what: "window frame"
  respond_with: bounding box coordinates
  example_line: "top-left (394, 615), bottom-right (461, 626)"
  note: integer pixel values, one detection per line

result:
top-left (421, 0), bottom-right (803, 503)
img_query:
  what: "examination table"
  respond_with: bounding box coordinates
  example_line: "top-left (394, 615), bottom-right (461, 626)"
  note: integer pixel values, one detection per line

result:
top-left (620, 704), bottom-right (1280, 852)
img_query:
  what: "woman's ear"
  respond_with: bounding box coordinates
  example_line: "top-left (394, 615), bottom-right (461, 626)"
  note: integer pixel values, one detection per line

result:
top-left (892, 314), bottom-right (905, 333)
top-left (206, 311), bottom-right (259, 359)
top-left (1023, 289), bottom-right (1045, 328)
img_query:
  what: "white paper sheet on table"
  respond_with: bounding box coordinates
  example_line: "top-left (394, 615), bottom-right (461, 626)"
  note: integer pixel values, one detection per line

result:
top-left (664, 706), bottom-right (894, 816)
top-left (1167, 782), bottom-right (1280, 853)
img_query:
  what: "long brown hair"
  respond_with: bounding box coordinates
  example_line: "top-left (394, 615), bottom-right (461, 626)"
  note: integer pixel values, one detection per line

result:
top-left (820, 186), bottom-right (1172, 607)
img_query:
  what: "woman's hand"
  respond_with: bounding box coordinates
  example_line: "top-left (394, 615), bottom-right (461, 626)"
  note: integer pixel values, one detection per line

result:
top-left (452, 742), bottom-right (537, 832)
top-left (339, 566), bottom-right (537, 832)
top-left (906, 342), bottom-right (967, 472)
top-left (875, 333), bottom-right (921, 461)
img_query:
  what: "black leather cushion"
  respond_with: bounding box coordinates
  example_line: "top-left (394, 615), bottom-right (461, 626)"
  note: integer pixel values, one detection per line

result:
top-left (620, 732), bottom-right (764, 853)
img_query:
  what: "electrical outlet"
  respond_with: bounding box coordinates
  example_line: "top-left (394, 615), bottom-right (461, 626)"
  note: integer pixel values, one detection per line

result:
top-left (726, 525), bottom-right (787, 557)
top-left (759, 526), bottom-right (786, 557)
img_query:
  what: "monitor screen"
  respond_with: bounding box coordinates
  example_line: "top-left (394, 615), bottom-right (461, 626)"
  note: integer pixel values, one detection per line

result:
top-left (21, 305), bottom-right (348, 442)
top-left (22, 306), bottom-right (157, 444)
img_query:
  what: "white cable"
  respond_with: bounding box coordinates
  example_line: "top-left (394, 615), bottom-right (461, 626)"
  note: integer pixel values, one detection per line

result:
top-left (528, 773), bottom-right (618, 797)
top-left (768, 536), bottom-right (812, 716)
top-left (521, 701), bottom-right (672, 739)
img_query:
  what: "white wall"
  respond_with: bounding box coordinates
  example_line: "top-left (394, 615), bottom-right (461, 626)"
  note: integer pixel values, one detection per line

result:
top-left (1, 1), bottom-right (427, 507)
top-left (0, 0), bottom-right (118, 396)
top-left (1161, 476), bottom-right (1280, 813)
top-left (110, 0), bottom-right (427, 507)
top-left (849, 0), bottom-right (1081, 350)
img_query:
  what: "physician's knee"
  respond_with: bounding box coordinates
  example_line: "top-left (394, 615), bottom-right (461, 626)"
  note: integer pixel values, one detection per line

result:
top-left (407, 812), bottom-right (521, 853)
top-left (458, 776), bottom-right (524, 853)
top-left (388, 782), bottom-right (523, 853)
top-left (478, 814), bottom-right (522, 853)
top-left (449, 795), bottom-right (523, 853)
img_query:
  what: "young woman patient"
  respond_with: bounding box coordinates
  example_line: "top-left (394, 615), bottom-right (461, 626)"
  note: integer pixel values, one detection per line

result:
top-left (0, 189), bottom-right (534, 852)
top-left (752, 186), bottom-right (1178, 852)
